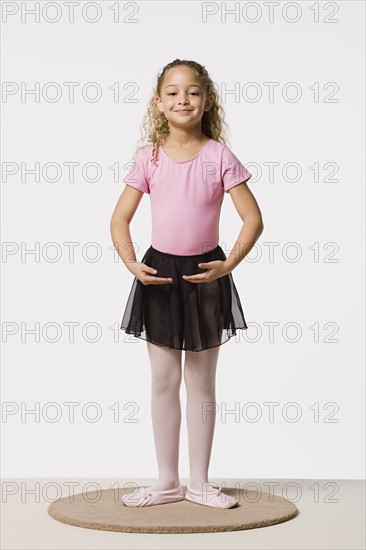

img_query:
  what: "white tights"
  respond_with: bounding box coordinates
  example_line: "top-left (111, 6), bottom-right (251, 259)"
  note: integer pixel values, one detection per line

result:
top-left (146, 340), bottom-right (220, 492)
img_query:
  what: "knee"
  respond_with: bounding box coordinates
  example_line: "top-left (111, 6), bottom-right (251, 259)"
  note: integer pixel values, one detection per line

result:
top-left (152, 370), bottom-right (181, 394)
top-left (184, 363), bottom-right (216, 393)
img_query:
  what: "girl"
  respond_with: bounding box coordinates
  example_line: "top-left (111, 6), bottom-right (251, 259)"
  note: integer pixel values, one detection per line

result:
top-left (110, 59), bottom-right (264, 508)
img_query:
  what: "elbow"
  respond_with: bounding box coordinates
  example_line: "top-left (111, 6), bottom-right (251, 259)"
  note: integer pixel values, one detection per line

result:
top-left (109, 216), bottom-right (118, 233)
top-left (258, 218), bottom-right (264, 235)
top-left (110, 217), bottom-right (129, 239)
top-left (258, 219), bottom-right (264, 239)
top-left (254, 211), bottom-right (264, 235)
top-left (243, 214), bottom-right (264, 232)
top-left (110, 215), bottom-right (129, 228)
top-left (242, 216), bottom-right (264, 240)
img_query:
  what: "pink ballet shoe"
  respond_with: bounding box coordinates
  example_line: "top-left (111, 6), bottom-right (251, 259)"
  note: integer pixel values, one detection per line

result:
top-left (185, 484), bottom-right (239, 509)
top-left (122, 484), bottom-right (184, 507)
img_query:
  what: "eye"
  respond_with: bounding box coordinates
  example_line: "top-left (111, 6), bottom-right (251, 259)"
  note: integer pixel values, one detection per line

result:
top-left (167, 92), bottom-right (199, 96)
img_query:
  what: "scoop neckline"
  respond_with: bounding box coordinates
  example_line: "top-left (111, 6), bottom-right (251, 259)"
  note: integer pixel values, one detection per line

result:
top-left (159, 139), bottom-right (212, 163)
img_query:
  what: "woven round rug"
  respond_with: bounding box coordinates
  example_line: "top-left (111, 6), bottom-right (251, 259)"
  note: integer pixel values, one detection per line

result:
top-left (47, 485), bottom-right (298, 534)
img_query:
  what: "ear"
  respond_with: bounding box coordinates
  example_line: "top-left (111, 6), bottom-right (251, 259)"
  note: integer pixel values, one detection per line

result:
top-left (155, 96), bottom-right (164, 113)
top-left (204, 94), bottom-right (214, 111)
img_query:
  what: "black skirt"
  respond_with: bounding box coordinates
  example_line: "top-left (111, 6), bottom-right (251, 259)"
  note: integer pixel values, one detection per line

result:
top-left (120, 244), bottom-right (248, 352)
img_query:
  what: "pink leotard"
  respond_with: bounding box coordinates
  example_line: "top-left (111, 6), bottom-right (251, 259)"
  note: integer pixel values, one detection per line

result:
top-left (123, 138), bottom-right (252, 255)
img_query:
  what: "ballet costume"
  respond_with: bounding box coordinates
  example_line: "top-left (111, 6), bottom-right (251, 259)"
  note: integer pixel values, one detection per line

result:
top-left (120, 139), bottom-right (252, 508)
top-left (120, 138), bottom-right (253, 353)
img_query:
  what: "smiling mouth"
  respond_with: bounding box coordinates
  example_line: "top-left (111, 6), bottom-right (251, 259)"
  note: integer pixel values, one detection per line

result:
top-left (175, 110), bottom-right (193, 112)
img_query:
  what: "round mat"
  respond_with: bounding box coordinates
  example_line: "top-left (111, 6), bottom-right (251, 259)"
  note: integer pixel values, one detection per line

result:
top-left (47, 485), bottom-right (299, 534)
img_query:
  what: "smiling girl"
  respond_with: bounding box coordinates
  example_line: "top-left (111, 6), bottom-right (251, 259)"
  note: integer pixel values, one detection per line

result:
top-left (110, 59), bottom-right (264, 508)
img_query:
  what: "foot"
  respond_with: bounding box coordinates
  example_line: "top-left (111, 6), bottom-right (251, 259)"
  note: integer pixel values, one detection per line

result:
top-left (122, 484), bottom-right (184, 507)
top-left (185, 483), bottom-right (238, 509)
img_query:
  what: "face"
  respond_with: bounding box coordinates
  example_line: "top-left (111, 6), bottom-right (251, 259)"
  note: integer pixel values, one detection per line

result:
top-left (155, 66), bottom-right (213, 130)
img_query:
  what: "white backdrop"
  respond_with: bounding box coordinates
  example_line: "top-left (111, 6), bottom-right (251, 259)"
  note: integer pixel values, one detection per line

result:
top-left (2, 1), bottom-right (365, 481)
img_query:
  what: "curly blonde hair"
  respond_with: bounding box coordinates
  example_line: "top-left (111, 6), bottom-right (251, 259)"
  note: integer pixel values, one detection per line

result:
top-left (132, 59), bottom-right (230, 165)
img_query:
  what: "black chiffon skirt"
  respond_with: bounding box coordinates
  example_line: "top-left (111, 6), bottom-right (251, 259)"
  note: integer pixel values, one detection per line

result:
top-left (120, 244), bottom-right (248, 352)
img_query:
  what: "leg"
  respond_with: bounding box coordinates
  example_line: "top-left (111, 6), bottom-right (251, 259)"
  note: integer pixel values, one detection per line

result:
top-left (147, 341), bottom-right (182, 490)
top-left (184, 345), bottom-right (220, 491)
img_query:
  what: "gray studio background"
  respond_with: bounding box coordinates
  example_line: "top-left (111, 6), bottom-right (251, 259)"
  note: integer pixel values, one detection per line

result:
top-left (2, 1), bottom-right (364, 481)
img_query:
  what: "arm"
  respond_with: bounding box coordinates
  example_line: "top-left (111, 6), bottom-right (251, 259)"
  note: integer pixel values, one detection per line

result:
top-left (181, 180), bottom-right (264, 283)
top-left (223, 181), bottom-right (264, 273)
top-left (110, 184), bottom-right (143, 274)
top-left (110, 185), bottom-right (173, 284)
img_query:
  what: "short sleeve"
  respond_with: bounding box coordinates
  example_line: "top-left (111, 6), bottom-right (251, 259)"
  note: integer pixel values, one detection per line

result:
top-left (222, 144), bottom-right (252, 193)
top-left (123, 147), bottom-right (150, 194)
